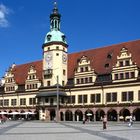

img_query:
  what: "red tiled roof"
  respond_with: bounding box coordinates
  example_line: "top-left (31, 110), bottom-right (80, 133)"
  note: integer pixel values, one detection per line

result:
top-left (12, 60), bottom-right (42, 84)
top-left (12, 39), bottom-right (140, 84)
top-left (68, 39), bottom-right (140, 78)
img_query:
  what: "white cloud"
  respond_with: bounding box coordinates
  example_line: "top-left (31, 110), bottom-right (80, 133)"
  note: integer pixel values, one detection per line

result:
top-left (0, 4), bottom-right (10, 27)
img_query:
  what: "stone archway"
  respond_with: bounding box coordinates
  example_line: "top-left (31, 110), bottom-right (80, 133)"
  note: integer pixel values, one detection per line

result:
top-left (85, 109), bottom-right (94, 121)
top-left (120, 108), bottom-right (130, 121)
top-left (65, 110), bottom-right (73, 121)
top-left (96, 109), bottom-right (105, 121)
top-left (107, 109), bottom-right (117, 121)
top-left (75, 109), bottom-right (83, 121)
top-left (133, 108), bottom-right (140, 121)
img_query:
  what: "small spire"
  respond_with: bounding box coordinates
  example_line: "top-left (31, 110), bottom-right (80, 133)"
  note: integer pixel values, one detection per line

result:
top-left (53, 1), bottom-right (59, 14)
top-left (54, 1), bottom-right (57, 9)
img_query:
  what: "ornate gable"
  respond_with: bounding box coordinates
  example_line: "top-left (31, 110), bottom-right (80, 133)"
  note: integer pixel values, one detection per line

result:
top-left (74, 55), bottom-right (96, 86)
top-left (4, 64), bottom-right (18, 93)
top-left (112, 47), bottom-right (138, 82)
top-left (25, 65), bottom-right (41, 91)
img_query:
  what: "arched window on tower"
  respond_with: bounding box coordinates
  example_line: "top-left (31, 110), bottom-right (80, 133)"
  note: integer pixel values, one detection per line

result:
top-left (47, 35), bottom-right (52, 41)
top-left (55, 20), bottom-right (57, 28)
top-left (51, 21), bottom-right (54, 29)
top-left (62, 35), bottom-right (66, 42)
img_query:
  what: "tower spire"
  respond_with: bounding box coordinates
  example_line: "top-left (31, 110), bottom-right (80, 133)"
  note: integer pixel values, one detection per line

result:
top-left (50, 1), bottom-right (61, 31)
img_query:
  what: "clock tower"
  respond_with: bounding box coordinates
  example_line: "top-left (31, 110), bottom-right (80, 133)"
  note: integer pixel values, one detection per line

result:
top-left (42, 2), bottom-right (68, 87)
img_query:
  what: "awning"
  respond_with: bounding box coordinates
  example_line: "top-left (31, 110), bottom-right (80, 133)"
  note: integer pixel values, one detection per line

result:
top-left (36, 91), bottom-right (67, 97)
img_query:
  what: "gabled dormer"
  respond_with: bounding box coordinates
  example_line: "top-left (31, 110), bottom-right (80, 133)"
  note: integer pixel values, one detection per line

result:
top-left (74, 55), bottom-right (96, 86)
top-left (25, 65), bottom-right (41, 91)
top-left (4, 64), bottom-right (18, 93)
top-left (112, 47), bottom-right (139, 82)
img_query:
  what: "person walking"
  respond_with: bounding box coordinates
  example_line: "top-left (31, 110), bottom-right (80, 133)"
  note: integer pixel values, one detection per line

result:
top-left (103, 115), bottom-right (107, 130)
top-left (129, 116), bottom-right (133, 127)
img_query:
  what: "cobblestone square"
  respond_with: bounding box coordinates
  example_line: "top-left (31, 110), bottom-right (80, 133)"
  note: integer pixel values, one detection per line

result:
top-left (0, 121), bottom-right (140, 140)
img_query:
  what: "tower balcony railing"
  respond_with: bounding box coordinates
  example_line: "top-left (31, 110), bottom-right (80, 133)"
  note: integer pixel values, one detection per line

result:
top-left (44, 69), bottom-right (53, 78)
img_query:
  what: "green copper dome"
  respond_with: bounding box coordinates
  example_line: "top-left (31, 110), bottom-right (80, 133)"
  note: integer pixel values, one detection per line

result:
top-left (44, 30), bottom-right (67, 44)
top-left (44, 2), bottom-right (67, 45)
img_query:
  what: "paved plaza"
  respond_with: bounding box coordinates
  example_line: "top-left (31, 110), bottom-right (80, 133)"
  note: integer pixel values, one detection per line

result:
top-left (0, 120), bottom-right (140, 140)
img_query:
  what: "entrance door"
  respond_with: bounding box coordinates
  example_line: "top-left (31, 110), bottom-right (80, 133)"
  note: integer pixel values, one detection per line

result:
top-left (50, 109), bottom-right (56, 121)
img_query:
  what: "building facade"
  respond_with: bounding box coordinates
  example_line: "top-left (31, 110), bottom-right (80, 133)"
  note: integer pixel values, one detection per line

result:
top-left (0, 3), bottom-right (140, 121)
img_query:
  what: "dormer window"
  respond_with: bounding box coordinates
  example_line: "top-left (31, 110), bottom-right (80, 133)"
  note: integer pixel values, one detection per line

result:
top-left (105, 63), bottom-right (109, 68)
top-left (47, 35), bottom-right (52, 41)
top-left (107, 53), bottom-right (112, 59)
top-left (62, 35), bottom-right (66, 42)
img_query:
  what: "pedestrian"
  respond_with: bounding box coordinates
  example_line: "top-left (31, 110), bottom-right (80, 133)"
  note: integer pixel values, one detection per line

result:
top-left (103, 115), bottom-right (107, 130)
top-left (128, 116), bottom-right (133, 127)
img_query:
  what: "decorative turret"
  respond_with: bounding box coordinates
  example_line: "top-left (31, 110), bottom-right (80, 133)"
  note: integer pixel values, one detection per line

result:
top-left (44, 2), bottom-right (67, 45)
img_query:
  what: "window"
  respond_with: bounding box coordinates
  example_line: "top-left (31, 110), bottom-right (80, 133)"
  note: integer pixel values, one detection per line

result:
top-left (71, 96), bottom-right (75, 104)
top-left (131, 72), bottom-right (135, 78)
top-left (0, 100), bottom-right (3, 106)
top-left (96, 94), bottom-right (101, 103)
top-left (125, 72), bottom-right (129, 79)
top-left (125, 60), bottom-right (130, 66)
top-left (115, 74), bottom-right (118, 80)
top-left (106, 92), bottom-right (117, 102)
top-left (106, 93), bottom-right (111, 102)
top-left (45, 98), bottom-right (49, 103)
top-left (81, 78), bottom-right (84, 84)
top-left (90, 94), bottom-right (95, 103)
top-left (85, 67), bottom-right (88, 71)
top-left (119, 61), bottom-right (123, 67)
top-left (107, 53), bottom-right (112, 59)
top-left (105, 63), bottom-right (109, 68)
top-left (20, 98), bottom-right (26, 105)
top-left (112, 92), bottom-right (117, 102)
top-left (85, 78), bottom-right (88, 83)
top-left (47, 35), bottom-right (51, 41)
top-left (62, 35), bottom-right (66, 42)
top-left (29, 98), bottom-right (36, 105)
top-left (138, 90), bottom-right (140, 101)
top-left (62, 81), bottom-right (65, 86)
top-left (120, 73), bottom-right (124, 79)
top-left (67, 95), bottom-right (75, 104)
top-left (128, 91), bottom-right (133, 101)
top-left (121, 91), bottom-right (133, 101)
top-left (56, 53), bottom-right (59, 56)
top-left (56, 46), bottom-right (59, 50)
top-left (83, 95), bottom-right (87, 103)
top-left (4, 99), bottom-right (9, 106)
top-left (78, 95), bottom-right (82, 103)
top-left (90, 94), bottom-right (101, 103)
top-left (76, 79), bottom-right (80, 84)
top-left (63, 69), bottom-right (66, 75)
top-left (80, 67), bottom-right (84, 72)
top-left (47, 81), bottom-right (50, 86)
top-left (122, 92), bottom-right (127, 101)
top-left (11, 99), bottom-right (17, 106)
top-left (89, 77), bottom-right (92, 83)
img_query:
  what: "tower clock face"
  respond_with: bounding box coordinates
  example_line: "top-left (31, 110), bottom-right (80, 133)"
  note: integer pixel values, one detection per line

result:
top-left (62, 54), bottom-right (67, 63)
top-left (45, 54), bottom-right (52, 62)
top-left (44, 52), bottom-right (52, 69)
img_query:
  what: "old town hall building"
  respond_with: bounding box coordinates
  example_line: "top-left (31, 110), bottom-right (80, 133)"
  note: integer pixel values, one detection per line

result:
top-left (0, 3), bottom-right (140, 121)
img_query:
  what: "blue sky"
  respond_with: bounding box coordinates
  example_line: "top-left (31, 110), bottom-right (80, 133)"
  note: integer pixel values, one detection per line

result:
top-left (0, 0), bottom-right (140, 78)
